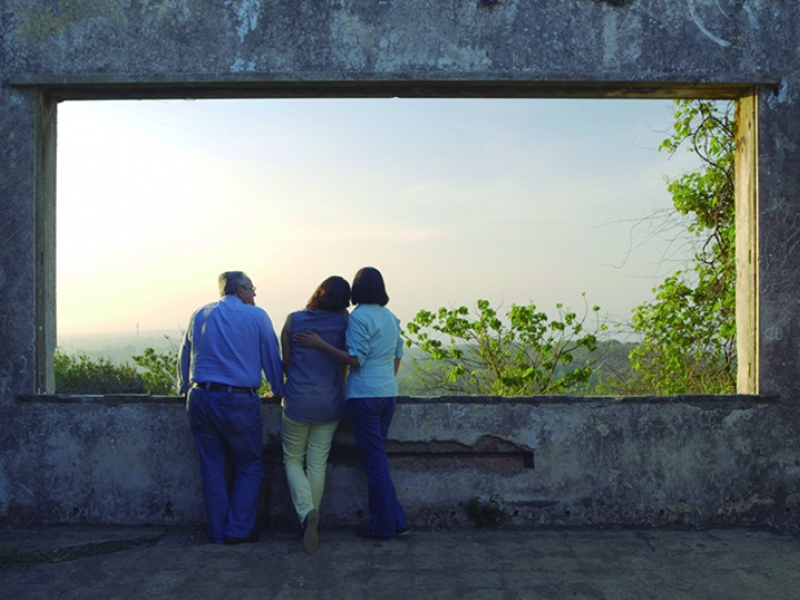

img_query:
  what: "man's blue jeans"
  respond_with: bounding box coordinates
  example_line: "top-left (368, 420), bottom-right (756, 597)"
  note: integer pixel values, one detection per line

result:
top-left (187, 386), bottom-right (264, 543)
top-left (347, 397), bottom-right (407, 537)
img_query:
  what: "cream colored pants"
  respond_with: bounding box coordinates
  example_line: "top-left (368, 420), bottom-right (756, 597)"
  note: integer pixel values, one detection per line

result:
top-left (282, 412), bottom-right (340, 523)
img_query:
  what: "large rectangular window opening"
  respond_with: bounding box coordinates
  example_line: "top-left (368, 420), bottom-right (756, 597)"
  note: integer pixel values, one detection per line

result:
top-left (48, 89), bottom-right (758, 397)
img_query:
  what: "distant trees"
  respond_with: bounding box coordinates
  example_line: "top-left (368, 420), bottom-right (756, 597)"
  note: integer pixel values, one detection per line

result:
top-left (53, 341), bottom-right (274, 396)
top-left (54, 346), bottom-right (178, 395)
top-left (54, 349), bottom-right (148, 394)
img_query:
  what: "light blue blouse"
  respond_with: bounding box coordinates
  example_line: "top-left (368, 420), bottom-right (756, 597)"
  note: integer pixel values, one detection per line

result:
top-left (344, 304), bottom-right (404, 399)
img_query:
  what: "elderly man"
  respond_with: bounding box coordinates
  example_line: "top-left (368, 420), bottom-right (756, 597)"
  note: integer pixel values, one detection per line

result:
top-left (178, 271), bottom-right (284, 545)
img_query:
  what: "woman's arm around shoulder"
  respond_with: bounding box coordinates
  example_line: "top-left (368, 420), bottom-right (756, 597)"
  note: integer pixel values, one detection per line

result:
top-left (281, 314), bottom-right (292, 374)
top-left (293, 326), bottom-right (360, 368)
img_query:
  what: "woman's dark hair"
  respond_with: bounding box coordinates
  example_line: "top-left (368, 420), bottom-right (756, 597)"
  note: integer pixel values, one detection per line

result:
top-left (306, 276), bottom-right (351, 312)
top-left (351, 267), bottom-right (389, 306)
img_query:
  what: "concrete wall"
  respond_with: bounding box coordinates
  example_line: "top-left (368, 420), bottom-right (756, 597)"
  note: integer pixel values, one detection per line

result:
top-left (3, 2), bottom-right (800, 528)
top-left (2, 394), bottom-right (797, 529)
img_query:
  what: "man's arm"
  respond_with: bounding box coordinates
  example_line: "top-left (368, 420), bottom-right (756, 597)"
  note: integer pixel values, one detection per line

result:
top-left (260, 312), bottom-right (285, 396)
top-left (280, 315), bottom-right (292, 374)
top-left (177, 325), bottom-right (192, 396)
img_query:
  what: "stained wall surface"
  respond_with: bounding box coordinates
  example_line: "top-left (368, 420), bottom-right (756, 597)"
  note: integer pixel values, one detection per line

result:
top-left (3, 395), bottom-right (797, 529)
top-left (1, 1), bottom-right (800, 527)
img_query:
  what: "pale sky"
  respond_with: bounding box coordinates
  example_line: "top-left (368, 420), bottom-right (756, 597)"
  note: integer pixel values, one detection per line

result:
top-left (56, 98), bottom-right (702, 339)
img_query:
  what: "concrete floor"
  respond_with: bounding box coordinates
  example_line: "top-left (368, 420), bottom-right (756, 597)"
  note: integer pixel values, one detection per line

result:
top-left (2, 525), bottom-right (799, 599)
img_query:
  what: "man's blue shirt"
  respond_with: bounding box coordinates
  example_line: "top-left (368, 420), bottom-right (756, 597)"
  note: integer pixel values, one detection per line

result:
top-left (178, 295), bottom-right (284, 395)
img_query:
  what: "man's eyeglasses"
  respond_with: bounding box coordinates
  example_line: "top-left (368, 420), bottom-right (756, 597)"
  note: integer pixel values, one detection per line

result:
top-left (241, 285), bottom-right (256, 292)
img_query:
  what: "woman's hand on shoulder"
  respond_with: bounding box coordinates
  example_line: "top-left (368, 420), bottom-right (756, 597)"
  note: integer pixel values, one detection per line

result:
top-left (293, 329), bottom-right (324, 349)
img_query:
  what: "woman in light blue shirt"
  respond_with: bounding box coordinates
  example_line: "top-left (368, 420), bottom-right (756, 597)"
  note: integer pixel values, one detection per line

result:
top-left (294, 267), bottom-right (409, 541)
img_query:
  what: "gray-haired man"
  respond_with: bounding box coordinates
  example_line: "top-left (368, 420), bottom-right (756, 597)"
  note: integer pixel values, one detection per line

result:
top-left (178, 271), bottom-right (284, 544)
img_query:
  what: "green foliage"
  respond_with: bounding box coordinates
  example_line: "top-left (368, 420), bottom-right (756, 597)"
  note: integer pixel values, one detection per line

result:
top-left (55, 336), bottom-right (180, 395)
top-left (55, 336), bottom-right (272, 396)
top-left (464, 495), bottom-right (508, 528)
top-left (404, 297), bottom-right (605, 396)
top-left (130, 335), bottom-right (270, 395)
top-left (257, 378), bottom-right (272, 396)
top-left (54, 349), bottom-right (147, 394)
top-left (627, 100), bottom-right (736, 394)
top-left (131, 347), bottom-right (179, 395)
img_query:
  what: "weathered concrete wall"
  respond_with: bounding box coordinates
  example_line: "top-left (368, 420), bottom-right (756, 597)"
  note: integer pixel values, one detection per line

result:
top-left (0, 0), bottom-right (793, 86)
top-left (2, 395), bottom-right (797, 529)
top-left (3, 1), bottom-right (800, 529)
top-left (1, 1), bottom-right (800, 399)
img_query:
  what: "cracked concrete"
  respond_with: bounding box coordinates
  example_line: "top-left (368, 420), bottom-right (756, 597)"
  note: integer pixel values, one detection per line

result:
top-left (2, 525), bottom-right (800, 599)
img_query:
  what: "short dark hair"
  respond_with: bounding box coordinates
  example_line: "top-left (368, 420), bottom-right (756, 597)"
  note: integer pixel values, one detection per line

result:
top-left (218, 271), bottom-right (249, 297)
top-left (306, 276), bottom-right (351, 312)
top-left (351, 267), bottom-right (389, 306)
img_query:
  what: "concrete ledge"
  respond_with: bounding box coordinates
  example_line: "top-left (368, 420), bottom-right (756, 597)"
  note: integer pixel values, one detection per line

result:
top-left (2, 395), bottom-right (798, 530)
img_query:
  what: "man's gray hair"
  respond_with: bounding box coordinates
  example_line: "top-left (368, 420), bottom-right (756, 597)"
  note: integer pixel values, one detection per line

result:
top-left (218, 271), bottom-right (249, 297)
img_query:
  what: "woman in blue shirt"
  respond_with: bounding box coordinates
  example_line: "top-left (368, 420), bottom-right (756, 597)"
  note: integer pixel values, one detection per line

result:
top-left (294, 267), bottom-right (409, 541)
top-left (281, 276), bottom-right (350, 553)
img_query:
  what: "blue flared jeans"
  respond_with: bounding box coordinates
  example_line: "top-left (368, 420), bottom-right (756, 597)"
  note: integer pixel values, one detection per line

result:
top-left (187, 386), bottom-right (264, 543)
top-left (346, 396), bottom-right (407, 537)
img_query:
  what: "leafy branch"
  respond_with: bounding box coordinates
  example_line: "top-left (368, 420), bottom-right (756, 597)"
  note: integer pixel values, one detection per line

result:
top-left (404, 296), bottom-right (606, 396)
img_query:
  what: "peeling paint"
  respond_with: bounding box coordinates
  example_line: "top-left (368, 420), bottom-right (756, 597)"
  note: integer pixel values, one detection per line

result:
top-left (229, 57), bottom-right (256, 72)
top-left (602, 11), bottom-right (642, 68)
top-left (227, 0), bottom-right (261, 43)
top-left (768, 79), bottom-right (789, 107)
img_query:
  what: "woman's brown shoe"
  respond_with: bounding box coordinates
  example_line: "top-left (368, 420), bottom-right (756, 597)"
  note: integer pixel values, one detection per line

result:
top-left (303, 509), bottom-right (320, 553)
